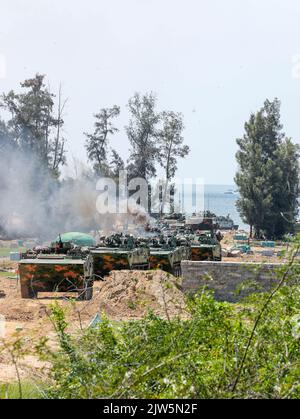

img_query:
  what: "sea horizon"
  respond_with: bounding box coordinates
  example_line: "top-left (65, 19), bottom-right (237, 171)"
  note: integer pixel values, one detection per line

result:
top-left (184, 184), bottom-right (249, 231)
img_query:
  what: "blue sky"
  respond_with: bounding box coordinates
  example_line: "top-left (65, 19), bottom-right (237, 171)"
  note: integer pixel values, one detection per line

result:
top-left (0, 0), bottom-right (300, 184)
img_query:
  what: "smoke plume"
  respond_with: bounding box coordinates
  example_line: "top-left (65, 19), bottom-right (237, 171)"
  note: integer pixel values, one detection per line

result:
top-left (0, 148), bottom-right (155, 240)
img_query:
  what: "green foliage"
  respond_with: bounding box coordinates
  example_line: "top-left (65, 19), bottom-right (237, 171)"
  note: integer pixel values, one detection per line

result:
top-left (0, 382), bottom-right (43, 399)
top-left (84, 106), bottom-right (120, 176)
top-left (1, 74), bottom-right (67, 177)
top-left (235, 98), bottom-right (300, 239)
top-left (38, 284), bottom-right (300, 399)
top-left (158, 111), bottom-right (189, 181)
top-left (157, 111), bottom-right (189, 214)
top-left (126, 92), bottom-right (161, 181)
top-left (2, 241), bottom-right (299, 399)
top-left (125, 93), bottom-right (189, 185)
top-left (109, 148), bottom-right (125, 180)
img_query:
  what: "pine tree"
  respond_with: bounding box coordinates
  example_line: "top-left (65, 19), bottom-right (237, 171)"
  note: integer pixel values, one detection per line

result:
top-left (84, 106), bottom-right (120, 176)
top-left (235, 98), bottom-right (299, 238)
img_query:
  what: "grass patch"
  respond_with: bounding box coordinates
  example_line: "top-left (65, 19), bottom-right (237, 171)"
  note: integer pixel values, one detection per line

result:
top-left (0, 270), bottom-right (18, 276)
top-left (0, 247), bottom-right (26, 258)
top-left (0, 272), bottom-right (9, 277)
top-left (0, 271), bottom-right (18, 278)
top-left (0, 382), bottom-right (43, 399)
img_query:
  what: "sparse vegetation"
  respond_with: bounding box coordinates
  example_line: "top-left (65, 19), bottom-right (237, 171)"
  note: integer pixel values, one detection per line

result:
top-left (0, 382), bottom-right (43, 399)
top-left (37, 284), bottom-right (299, 399)
top-left (18, 240), bottom-right (297, 399)
top-left (0, 247), bottom-right (26, 258)
top-left (1, 283), bottom-right (300, 398)
top-left (1, 237), bottom-right (300, 399)
top-left (0, 238), bottom-right (300, 399)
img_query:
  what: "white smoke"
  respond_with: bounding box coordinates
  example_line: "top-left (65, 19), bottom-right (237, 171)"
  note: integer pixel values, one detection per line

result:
top-left (0, 149), bottom-right (100, 239)
top-left (0, 149), bottom-right (156, 240)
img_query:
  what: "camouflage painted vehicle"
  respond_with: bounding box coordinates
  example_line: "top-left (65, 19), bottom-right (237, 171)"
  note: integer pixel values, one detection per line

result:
top-left (148, 236), bottom-right (191, 276)
top-left (21, 239), bottom-right (88, 260)
top-left (89, 234), bottom-right (150, 278)
top-left (185, 216), bottom-right (219, 232)
top-left (19, 258), bottom-right (93, 300)
top-left (189, 231), bottom-right (222, 261)
top-left (149, 247), bottom-right (190, 276)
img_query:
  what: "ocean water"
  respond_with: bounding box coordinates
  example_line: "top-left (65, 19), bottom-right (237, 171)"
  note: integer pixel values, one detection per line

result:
top-left (204, 185), bottom-right (247, 230)
top-left (185, 184), bottom-right (248, 231)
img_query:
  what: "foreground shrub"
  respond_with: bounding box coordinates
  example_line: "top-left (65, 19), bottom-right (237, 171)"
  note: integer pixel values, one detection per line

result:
top-left (38, 283), bottom-right (300, 399)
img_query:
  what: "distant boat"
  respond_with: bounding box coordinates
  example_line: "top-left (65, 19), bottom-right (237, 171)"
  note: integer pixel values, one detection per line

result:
top-left (224, 189), bottom-right (234, 195)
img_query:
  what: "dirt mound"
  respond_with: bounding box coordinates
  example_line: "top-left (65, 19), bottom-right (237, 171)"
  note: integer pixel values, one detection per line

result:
top-left (0, 268), bottom-right (188, 383)
top-left (0, 269), bottom-right (187, 325)
top-left (97, 270), bottom-right (188, 319)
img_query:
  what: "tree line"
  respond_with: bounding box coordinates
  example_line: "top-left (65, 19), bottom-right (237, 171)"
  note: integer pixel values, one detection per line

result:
top-left (0, 74), bottom-right (189, 187)
top-left (0, 74), bottom-right (299, 239)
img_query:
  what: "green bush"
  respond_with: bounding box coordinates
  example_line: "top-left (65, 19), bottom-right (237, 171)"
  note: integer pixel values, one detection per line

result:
top-left (4, 238), bottom-right (300, 399)
top-left (38, 283), bottom-right (300, 399)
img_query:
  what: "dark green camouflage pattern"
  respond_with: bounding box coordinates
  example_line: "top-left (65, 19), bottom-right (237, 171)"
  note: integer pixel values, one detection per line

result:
top-left (19, 258), bottom-right (93, 300)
